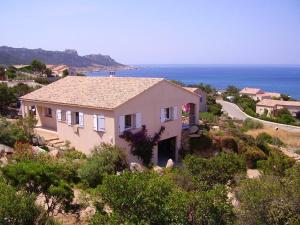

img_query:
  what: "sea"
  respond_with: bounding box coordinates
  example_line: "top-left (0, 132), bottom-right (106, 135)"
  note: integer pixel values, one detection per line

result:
top-left (87, 65), bottom-right (300, 99)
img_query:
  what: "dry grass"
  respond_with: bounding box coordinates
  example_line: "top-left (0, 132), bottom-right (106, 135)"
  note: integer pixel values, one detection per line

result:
top-left (246, 125), bottom-right (300, 148)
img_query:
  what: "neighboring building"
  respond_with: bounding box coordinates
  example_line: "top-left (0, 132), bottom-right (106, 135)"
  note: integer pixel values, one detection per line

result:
top-left (46, 64), bottom-right (76, 77)
top-left (20, 76), bottom-right (200, 165)
top-left (240, 87), bottom-right (281, 101)
top-left (184, 87), bottom-right (207, 112)
top-left (256, 99), bottom-right (300, 117)
top-left (239, 87), bottom-right (264, 100)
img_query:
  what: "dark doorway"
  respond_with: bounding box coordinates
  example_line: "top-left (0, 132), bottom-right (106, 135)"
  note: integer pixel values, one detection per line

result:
top-left (158, 137), bottom-right (176, 167)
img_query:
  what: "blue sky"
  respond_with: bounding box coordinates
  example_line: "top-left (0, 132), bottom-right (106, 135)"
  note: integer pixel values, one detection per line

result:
top-left (0, 0), bottom-right (299, 64)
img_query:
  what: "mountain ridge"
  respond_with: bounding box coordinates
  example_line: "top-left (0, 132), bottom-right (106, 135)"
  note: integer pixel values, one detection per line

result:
top-left (0, 46), bottom-right (125, 69)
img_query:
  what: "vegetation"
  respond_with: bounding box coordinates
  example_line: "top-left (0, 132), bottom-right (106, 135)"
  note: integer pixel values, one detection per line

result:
top-left (242, 118), bottom-right (263, 131)
top-left (78, 144), bottom-right (128, 188)
top-left (120, 125), bottom-right (165, 166)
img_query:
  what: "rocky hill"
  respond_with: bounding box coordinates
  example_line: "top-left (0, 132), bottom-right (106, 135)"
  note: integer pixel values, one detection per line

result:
top-left (0, 46), bottom-right (124, 68)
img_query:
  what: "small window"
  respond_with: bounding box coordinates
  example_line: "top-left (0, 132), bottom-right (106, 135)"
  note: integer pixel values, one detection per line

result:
top-left (200, 96), bottom-right (203, 103)
top-left (75, 112), bottom-right (79, 124)
top-left (125, 114), bottom-right (132, 129)
top-left (164, 107), bottom-right (172, 120)
top-left (45, 108), bottom-right (52, 117)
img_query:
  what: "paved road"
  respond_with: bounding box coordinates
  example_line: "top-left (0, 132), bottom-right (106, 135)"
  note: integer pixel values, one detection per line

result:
top-left (217, 99), bottom-right (300, 133)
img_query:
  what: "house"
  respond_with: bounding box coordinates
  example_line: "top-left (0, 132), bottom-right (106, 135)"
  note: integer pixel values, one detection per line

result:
top-left (183, 87), bottom-right (207, 112)
top-left (20, 76), bottom-right (200, 165)
top-left (256, 99), bottom-right (300, 117)
top-left (239, 87), bottom-right (264, 100)
top-left (240, 87), bottom-right (281, 101)
top-left (46, 65), bottom-right (76, 77)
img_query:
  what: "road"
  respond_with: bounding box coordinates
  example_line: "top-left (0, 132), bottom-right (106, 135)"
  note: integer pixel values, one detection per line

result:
top-left (217, 99), bottom-right (300, 133)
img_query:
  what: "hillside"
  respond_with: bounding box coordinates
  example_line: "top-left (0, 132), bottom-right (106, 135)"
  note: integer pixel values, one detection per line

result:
top-left (0, 46), bottom-right (124, 69)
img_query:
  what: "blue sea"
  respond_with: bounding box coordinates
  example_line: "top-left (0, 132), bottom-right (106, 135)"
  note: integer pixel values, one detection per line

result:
top-left (87, 65), bottom-right (300, 99)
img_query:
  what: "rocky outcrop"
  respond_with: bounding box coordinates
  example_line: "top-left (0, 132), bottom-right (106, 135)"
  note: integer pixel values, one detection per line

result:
top-left (0, 46), bottom-right (124, 68)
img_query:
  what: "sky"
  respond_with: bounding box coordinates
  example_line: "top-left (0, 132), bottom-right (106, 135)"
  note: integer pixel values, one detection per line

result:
top-left (0, 0), bottom-right (300, 65)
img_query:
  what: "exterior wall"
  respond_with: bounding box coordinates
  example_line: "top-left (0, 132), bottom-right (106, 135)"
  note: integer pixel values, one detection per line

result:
top-left (276, 105), bottom-right (300, 117)
top-left (114, 80), bottom-right (199, 164)
top-left (195, 89), bottom-right (207, 112)
top-left (22, 100), bottom-right (116, 155)
top-left (256, 105), bottom-right (274, 116)
top-left (21, 80), bottom-right (199, 163)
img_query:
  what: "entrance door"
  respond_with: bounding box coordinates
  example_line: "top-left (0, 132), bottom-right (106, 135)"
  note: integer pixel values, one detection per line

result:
top-left (158, 137), bottom-right (176, 167)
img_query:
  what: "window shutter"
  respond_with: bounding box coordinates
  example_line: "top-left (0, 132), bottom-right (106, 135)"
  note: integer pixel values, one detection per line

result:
top-left (79, 112), bottom-right (84, 127)
top-left (173, 106), bottom-right (178, 120)
top-left (135, 112), bottom-right (142, 128)
top-left (66, 111), bottom-right (72, 125)
top-left (93, 115), bottom-right (98, 131)
top-left (97, 115), bottom-right (105, 131)
top-left (119, 115), bottom-right (125, 133)
top-left (160, 108), bottom-right (165, 123)
top-left (56, 109), bottom-right (62, 121)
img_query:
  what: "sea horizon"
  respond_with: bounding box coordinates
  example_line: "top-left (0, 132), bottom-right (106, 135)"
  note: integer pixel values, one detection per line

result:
top-left (88, 64), bottom-right (300, 99)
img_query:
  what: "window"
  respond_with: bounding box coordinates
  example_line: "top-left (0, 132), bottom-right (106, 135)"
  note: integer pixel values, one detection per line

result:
top-left (119, 113), bottom-right (141, 133)
top-left (161, 106), bottom-right (178, 123)
top-left (75, 112), bottom-right (80, 124)
top-left (45, 108), bottom-right (52, 117)
top-left (200, 96), bottom-right (203, 103)
top-left (164, 107), bottom-right (172, 121)
top-left (61, 110), bottom-right (66, 121)
top-left (125, 114), bottom-right (134, 129)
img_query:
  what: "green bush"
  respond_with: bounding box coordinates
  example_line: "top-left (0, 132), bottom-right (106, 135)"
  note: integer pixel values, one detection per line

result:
top-left (257, 149), bottom-right (295, 177)
top-left (0, 181), bottom-right (40, 225)
top-left (2, 155), bottom-right (76, 216)
top-left (78, 144), bottom-right (128, 188)
top-left (236, 166), bottom-right (300, 225)
top-left (189, 134), bottom-right (213, 153)
top-left (244, 146), bottom-right (267, 168)
top-left (221, 136), bottom-right (239, 153)
top-left (256, 132), bottom-right (284, 146)
top-left (242, 118), bottom-right (263, 131)
top-left (183, 153), bottom-right (246, 188)
top-left (0, 117), bottom-right (28, 146)
top-left (200, 111), bottom-right (218, 123)
top-left (90, 172), bottom-right (234, 225)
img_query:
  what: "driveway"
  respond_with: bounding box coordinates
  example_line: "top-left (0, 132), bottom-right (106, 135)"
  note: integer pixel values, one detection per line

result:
top-left (217, 99), bottom-right (300, 133)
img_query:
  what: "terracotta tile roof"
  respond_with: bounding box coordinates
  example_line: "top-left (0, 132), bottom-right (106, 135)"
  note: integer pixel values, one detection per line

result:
top-left (257, 99), bottom-right (300, 107)
top-left (240, 87), bottom-right (263, 95)
top-left (20, 76), bottom-right (164, 109)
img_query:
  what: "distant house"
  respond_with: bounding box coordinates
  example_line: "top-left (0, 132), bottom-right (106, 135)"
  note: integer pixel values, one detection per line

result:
top-left (183, 87), bottom-right (207, 112)
top-left (240, 87), bottom-right (281, 101)
top-left (256, 99), bottom-right (300, 117)
top-left (46, 64), bottom-right (76, 77)
top-left (20, 76), bottom-right (200, 165)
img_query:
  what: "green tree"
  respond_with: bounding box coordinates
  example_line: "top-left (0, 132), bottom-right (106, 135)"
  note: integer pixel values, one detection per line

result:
top-left (5, 66), bottom-right (17, 79)
top-left (0, 180), bottom-right (40, 225)
top-left (0, 65), bottom-right (5, 79)
top-left (2, 156), bottom-right (75, 216)
top-left (0, 83), bottom-right (16, 114)
top-left (31, 59), bottom-right (46, 74)
top-left (78, 144), bottom-right (128, 188)
top-left (226, 85), bottom-right (240, 96)
top-left (62, 69), bottom-right (69, 77)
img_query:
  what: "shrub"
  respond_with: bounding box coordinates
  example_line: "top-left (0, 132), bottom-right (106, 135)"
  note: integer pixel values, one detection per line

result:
top-left (256, 132), bottom-right (284, 146)
top-left (2, 156), bottom-right (76, 216)
top-left (189, 134), bottom-right (213, 153)
top-left (220, 136), bottom-right (239, 153)
top-left (91, 172), bottom-right (235, 225)
top-left (200, 112), bottom-right (218, 123)
top-left (183, 153), bottom-right (246, 188)
top-left (244, 146), bottom-right (267, 168)
top-left (0, 117), bottom-right (28, 146)
top-left (236, 170), bottom-right (300, 225)
top-left (120, 125), bottom-right (165, 166)
top-left (257, 149), bottom-right (295, 177)
top-left (242, 118), bottom-right (263, 131)
top-left (0, 181), bottom-right (40, 225)
top-left (78, 144), bottom-right (128, 188)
